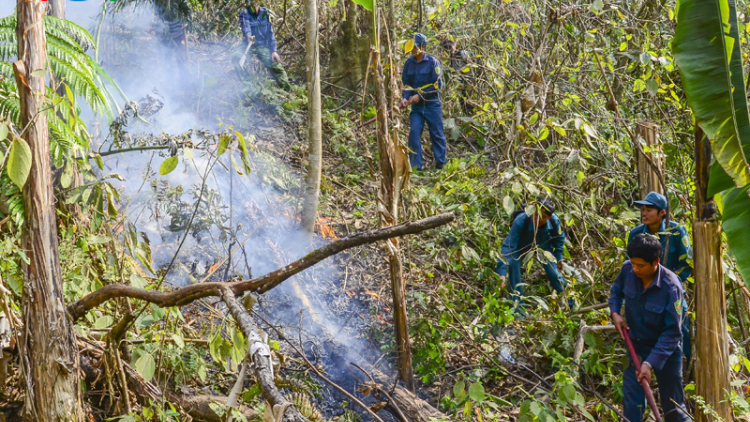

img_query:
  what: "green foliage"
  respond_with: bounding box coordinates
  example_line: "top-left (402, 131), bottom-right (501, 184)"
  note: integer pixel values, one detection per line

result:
top-left (721, 186), bottom-right (750, 285)
top-left (673, 0), bottom-right (750, 190)
top-left (674, 0), bottom-right (750, 284)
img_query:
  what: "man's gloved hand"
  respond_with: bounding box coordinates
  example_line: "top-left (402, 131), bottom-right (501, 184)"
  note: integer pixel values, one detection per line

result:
top-left (557, 261), bottom-right (564, 272)
top-left (246, 34), bottom-right (254, 43)
top-left (271, 51), bottom-right (282, 64)
top-left (612, 312), bottom-right (629, 338)
top-left (498, 275), bottom-right (507, 289)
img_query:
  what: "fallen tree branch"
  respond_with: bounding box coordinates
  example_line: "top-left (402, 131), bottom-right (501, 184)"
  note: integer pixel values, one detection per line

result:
top-left (573, 302), bottom-right (608, 314)
top-left (368, 369), bottom-right (451, 422)
top-left (351, 362), bottom-right (410, 422)
top-left (68, 212), bottom-right (455, 320)
top-left (573, 321), bottom-right (615, 362)
top-left (219, 286), bottom-right (311, 422)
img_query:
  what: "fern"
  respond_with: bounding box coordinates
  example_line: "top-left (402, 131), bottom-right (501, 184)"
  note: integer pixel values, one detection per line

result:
top-left (275, 376), bottom-right (313, 396)
top-left (0, 14), bottom-right (111, 118)
top-left (0, 173), bottom-right (24, 227)
top-left (285, 392), bottom-right (323, 422)
top-left (0, 14), bottom-right (113, 225)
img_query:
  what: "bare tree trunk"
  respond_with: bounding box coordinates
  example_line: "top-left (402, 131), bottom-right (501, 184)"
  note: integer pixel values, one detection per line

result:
top-left (48, 0), bottom-right (65, 19)
top-left (14, 1), bottom-right (80, 420)
top-left (300, 0), bottom-right (322, 233)
top-left (372, 48), bottom-right (414, 390)
top-left (635, 122), bottom-right (663, 197)
top-left (693, 222), bottom-right (732, 422)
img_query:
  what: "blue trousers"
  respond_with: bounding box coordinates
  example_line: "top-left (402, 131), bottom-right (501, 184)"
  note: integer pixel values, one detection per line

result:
top-left (623, 345), bottom-right (690, 422)
top-left (495, 256), bottom-right (567, 307)
top-left (408, 101), bottom-right (447, 170)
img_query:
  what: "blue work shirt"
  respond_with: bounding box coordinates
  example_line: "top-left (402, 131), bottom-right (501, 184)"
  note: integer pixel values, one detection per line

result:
top-left (609, 261), bottom-right (684, 371)
top-left (628, 220), bottom-right (692, 283)
top-left (496, 212), bottom-right (565, 276)
top-left (401, 54), bottom-right (443, 103)
top-left (239, 7), bottom-right (278, 52)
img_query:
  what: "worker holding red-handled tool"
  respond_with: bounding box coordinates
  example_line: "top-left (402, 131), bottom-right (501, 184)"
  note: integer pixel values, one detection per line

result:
top-left (609, 234), bottom-right (690, 422)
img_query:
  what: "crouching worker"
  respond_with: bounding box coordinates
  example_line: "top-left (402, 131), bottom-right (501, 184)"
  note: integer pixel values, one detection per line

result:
top-left (238, 1), bottom-right (291, 91)
top-left (495, 197), bottom-right (570, 311)
top-left (609, 234), bottom-right (690, 422)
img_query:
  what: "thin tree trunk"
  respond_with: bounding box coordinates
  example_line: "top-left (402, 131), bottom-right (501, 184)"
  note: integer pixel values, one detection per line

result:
top-left (635, 122), bottom-right (663, 197)
top-left (693, 222), bottom-right (732, 422)
top-left (14, 0), bottom-right (80, 420)
top-left (48, 0), bottom-right (65, 19)
top-left (300, 0), bottom-right (322, 233)
top-left (372, 48), bottom-right (413, 390)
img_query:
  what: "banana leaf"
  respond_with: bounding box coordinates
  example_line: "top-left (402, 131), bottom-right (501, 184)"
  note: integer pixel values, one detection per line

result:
top-left (722, 186), bottom-right (750, 282)
top-left (674, 0), bottom-right (750, 191)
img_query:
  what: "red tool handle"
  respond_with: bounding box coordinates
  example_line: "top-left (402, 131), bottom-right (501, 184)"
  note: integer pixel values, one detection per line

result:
top-left (357, 103), bottom-right (407, 129)
top-left (619, 327), bottom-right (663, 422)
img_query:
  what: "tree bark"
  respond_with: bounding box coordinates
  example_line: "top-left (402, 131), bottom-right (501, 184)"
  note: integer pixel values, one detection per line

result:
top-left (14, 1), bottom-right (80, 420)
top-left (48, 0), bottom-right (66, 19)
top-left (300, 0), bottom-right (323, 233)
top-left (693, 222), bottom-right (732, 422)
top-left (635, 122), bottom-right (663, 197)
top-left (372, 48), bottom-right (413, 390)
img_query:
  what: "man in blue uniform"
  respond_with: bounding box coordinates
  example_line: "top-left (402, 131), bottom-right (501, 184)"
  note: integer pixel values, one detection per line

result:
top-left (629, 191), bottom-right (693, 365)
top-left (495, 197), bottom-right (569, 309)
top-left (400, 33), bottom-right (447, 171)
top-left (610, 234), bottom-right (690, 422)
top-left (239, 2), bottom-right (291, 91)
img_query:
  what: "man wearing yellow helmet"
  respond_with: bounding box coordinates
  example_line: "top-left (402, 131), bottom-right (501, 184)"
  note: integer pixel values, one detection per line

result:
top-left (400, 33), bottom-right (447, 171)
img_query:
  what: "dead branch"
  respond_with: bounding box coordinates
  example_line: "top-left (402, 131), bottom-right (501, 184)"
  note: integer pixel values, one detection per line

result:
top-left (350, 362), bottom-right (410, 422)
top-left (573, 302), bottom-right (609, 314)
top-left (68, 212), bottom-right (455, 320)
top-left (573, 321), bottom-right (615, 362)
top-left (219, 286), bottom-right (311, 422)
top-left (368, 369), bottom-right (451, 422)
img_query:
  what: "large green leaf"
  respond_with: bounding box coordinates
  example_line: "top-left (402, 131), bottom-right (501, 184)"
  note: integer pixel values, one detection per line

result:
top-left (722, 186), bottom-right (750, 283)
top-left (350, 0), bottom-right (373, 11)
top-left (7, 136), bottom-right (31, 189)
top-left (674, 0), bottom-right (750, 189)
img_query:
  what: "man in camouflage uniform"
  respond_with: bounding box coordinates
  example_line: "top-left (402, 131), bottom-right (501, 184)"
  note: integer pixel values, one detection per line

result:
top-left (239, 1), bottom-right (291, 91)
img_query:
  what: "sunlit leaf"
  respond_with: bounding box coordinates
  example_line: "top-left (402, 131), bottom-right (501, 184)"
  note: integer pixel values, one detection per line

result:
top-left (159, 156), bottom-right (178, 175)
top-left (7, 136), bottom-right (31, 189)
top-left (404, 38), bottom-right (415, 54)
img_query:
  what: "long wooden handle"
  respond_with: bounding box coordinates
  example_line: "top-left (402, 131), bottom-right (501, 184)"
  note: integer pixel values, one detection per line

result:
top-left (620, 328), bottom-right (663, 422)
